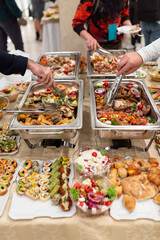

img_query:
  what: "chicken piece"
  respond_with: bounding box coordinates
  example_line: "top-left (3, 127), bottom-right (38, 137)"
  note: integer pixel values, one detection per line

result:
top-left (142, 105), bottom-right (151, 115)
top-left (113, 100), bottom-right (133, 111)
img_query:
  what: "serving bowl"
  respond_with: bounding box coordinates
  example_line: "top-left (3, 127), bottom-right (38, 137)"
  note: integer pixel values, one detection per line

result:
top-left (70, 175), bottom-right (116, 215)
top-left (0, 87), bottom-right (19, 102)
top-left (72, 147), bottom-right (110, 177)
top-left (0, 97), bottom-right (10, 119)
top-left (149, 69), bottom-right (160, 81)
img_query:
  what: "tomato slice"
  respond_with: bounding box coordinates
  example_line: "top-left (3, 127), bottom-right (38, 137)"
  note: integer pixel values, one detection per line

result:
top-left (92, 152), bottom-right (97, 157)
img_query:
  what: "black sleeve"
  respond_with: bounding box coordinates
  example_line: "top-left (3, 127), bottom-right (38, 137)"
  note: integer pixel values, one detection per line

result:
top-left (0, 51), bottom-right (28, 76)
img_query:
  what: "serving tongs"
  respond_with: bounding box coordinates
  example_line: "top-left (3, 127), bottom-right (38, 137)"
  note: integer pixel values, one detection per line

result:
top-left (96, 47), bottom-right (113, 57)
top-left (3, 103), bottom-right (58, 114)
top-left (103, 72), bottom-right (125, 106)
top-left (50, 86), bottom-right (66, 99)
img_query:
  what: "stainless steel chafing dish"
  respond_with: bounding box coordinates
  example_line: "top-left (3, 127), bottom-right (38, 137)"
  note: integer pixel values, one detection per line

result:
top-left (36, 51), bottom-right (81, 79)
top-left (87, 49), bottom-right (137, 78)
top-left (9, 80), bottom-right (83, 144)
top-left (90, 79), bottom-right (160, 141)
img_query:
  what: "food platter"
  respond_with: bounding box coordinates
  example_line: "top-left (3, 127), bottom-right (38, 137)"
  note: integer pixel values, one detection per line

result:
top-left (90, 79), bottom-right (160, 140)
top-left (9, 80), bottom-right (83, 141)
top-left (109, 157), bottom-right (160, 220)
top-left (117, 25), bottom-right (141, 34)
top-left (9, 158), bottom-right (76, 220)
top-left (36, 51), bottom-right (81, 79)
top-left (87, 50), bottom-right (137, 78)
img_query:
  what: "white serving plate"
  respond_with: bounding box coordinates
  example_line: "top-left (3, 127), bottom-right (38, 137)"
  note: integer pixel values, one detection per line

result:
top-left (0, 160), bottom-right (19, 216)
top-left (0, 136), bottom-right (20, 156)
top-left (117, 26), bottom-right (141, 34)
top-left (9, 159), bottom-right (76, 220)
top-left (110, 195), bottom-right (160, 221)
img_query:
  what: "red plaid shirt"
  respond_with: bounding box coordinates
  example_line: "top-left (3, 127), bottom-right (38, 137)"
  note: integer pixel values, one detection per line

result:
top-left (72, 0), bottom-right (129, 43)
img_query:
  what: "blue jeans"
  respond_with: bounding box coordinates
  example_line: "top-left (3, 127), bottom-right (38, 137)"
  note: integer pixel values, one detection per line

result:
top-left (141, 21), bottom-right (160, 61)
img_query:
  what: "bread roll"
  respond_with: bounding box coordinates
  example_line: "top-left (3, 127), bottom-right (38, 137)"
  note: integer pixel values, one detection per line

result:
top-left (118, 167), bottom-right (127, 178)
top-left (110, 177), bottom-right (121, 186)
top-left (148, 158), bottom-right (159, 167)
top-left (122, 194), bottom-right (136, 211)
top-left (108, 168), bottom-right (118, 179)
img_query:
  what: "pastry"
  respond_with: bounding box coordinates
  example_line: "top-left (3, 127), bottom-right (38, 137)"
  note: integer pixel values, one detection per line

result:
top-left (115, 185), bottom-right (123, 198)
top-left (118, 167), bottom-right (127, 178)
top-left (39, 192), bottom-right (50, 202)
top-left (24, 160), bottom-right (32, 170)
top-left (122, 194), bottom-right (136, 211)
top-left (60, 195), bottom-right (72, 211)
top-left (153, 193), bottom-right (160, 204)
top-left (59, 183), bottom-right (70, 196)
top-left (52, 193), bottom-right (61, 205)
top-left (108, 168), bottom-right (118, 179)
top-left (148, 158), bottom-right (159, 167)
top-left (25, 189), bottom-right (39, 200)
top-left (121, 173), bottom-right (158, 200)
top-left (18, 168), bottom-right (28, 177)
top-left (9, 160), bottom-right (17, 168)
top-left (2, 172), bottom-right (13, 180)
top-left (147, 168), bottom-right (160, 186)
top-left (109, 177), bottom-right (121, 186)
top-left (127, 165), bottom-right (141, 176)
top-left (40, 172), bottom-right (50, 179)
top-left (6, 165), bottom-right (15, 174)
top-left (17, 185), bottom-right (26, 195)
top-left (0, 183), bottom-right (7, 196)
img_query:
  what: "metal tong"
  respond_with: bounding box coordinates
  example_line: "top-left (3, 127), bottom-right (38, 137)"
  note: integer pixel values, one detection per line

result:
top-left (103, 72), bottom-right (125, 106)
top-left (50, 86), bottom-right (66, 98)
top-left (96, 47), bottom-right (113, 57)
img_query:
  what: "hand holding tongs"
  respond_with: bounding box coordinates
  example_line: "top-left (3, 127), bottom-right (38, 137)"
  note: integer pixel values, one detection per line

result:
top-left (103, 72), bottom-right (125, 106)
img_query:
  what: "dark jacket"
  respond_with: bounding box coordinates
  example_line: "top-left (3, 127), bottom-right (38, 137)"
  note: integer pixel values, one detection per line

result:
top-left (0, 51), bottom-right (28, 76)
top-left (0, 0), bottom-right (22, 22)
top-left (137, 0), bottom-right (160, 22)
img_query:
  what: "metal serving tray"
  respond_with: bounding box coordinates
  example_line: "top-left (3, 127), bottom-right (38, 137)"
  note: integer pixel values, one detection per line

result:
top-left (36, 51), bottom-right (81, 79)
top-left (9, 80), bottom-right (83, 140)
top-left (90, 79), bottom-right (160, 139)
top-left (87, 49), bottom-right (137, 78)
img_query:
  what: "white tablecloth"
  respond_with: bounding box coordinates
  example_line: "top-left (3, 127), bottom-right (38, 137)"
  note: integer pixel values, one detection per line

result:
top-left (42, 21), bottom-right (61, 52)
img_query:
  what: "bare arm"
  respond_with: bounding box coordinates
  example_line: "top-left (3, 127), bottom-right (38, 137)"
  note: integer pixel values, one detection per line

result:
top-left (27, 59), bottom-right (55, 87)
top-left (80, 30), bottom-right (101, 51)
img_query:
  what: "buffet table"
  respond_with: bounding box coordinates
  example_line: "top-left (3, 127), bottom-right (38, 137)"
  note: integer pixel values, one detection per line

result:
top-left (41, 17), bottom-right (61, 52)
top-left (0, 73), bottom-right (160, 240)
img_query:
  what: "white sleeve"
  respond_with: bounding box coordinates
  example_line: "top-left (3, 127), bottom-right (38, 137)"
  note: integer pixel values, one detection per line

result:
top-left (137, 38), bottom-right (160, 63)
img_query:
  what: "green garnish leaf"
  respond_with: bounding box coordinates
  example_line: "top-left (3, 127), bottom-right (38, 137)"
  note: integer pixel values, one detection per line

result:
top-left (107, 186), bottom-right (116, 202)
top-left (99, 149), bottom-right (107, 156)
top-left (94, 86), bottom-right (101, 90)
top-left (111, 120), bottom-right (118, 125)
top-left (133, 104), bottom-right (137, 111)
top-left (148, 118), bottom-right (156, 124)
top-left (69, 188), bottom-right (80, 201)
top-left (77, 164), bottom-right (83, 170)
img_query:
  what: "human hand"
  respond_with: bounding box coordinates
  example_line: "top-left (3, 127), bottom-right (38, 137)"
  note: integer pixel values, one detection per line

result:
top-left (117, 52), bottom-right (143, 76)
top-left (27, 60), bottom-right (55, 87)
top-left (86, 36), bottom-right (101, 51)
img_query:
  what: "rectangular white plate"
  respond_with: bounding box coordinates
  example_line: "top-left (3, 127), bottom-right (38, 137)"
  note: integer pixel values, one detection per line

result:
top-left (9, 159), bottom-right (76, 220)
top-left (110, 195), bottom-right (160, 221)
top-left (0, 160), bottom-right (19, 216)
